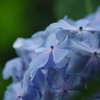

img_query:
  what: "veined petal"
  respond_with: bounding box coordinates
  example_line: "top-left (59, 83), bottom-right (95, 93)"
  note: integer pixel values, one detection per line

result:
top-left (58, 34), bottom-right (68, 48)
top-left (4, 82), bottom-right (23, 100)
top-left (53, 48), bottom-right (69, 63)
top-left (85, 56), bottom-right (100, 75)
top-left (45, 34), bottom-right (58, 48)
top-left (67, 52), bottom-right (91, 77)
top-left (56, 30), bottom-right (70, 43)
top-left (68, 40), bottom-right (93, 55)
top-left (46, 19), bottom-right (77, 31)
top-left (31, 69), bottom-right (48, 95)
top-left (90, 31), bottom-right (100, 49)
top-left (28, 50), bottom-right (51, 82)
top-left (65, 75), bottom-right (81, 90)
top-left (54, 57), bottom-right (68, 69)
top-left (22, 87), bottom-right (40, 100)
top-left (47, 67), bottom-right (66, 90)
top-left (29, 50), bottom-right (50, 70)
top-left (22, 70), bottom-right (30, 95)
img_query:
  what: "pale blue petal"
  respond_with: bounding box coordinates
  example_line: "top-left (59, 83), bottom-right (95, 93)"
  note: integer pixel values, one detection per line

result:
top-left (58, 35), bottom-right (68, 48)
top-left (47, 68), bottom-right (66, 90)
top-left (45, 34), bottom-right (58, 48)
top-left (74, 19), bottom-right (89, 27)
top-left (32, 31), bottom-right (47, 41)
top-left (29, 50), bottom-right (50, 71)
top-left (31, 69), bottom-right (48, 95)
top-left (54, 57), bottom-right (68, 69)
top-left (56, 30), bottom-right (70, 43)
top-left (90, 31), bottom-right (100, 49)
top-left (79, 31), bottom-right (92, 43)
top-left (2, 58), bottom-right (23, 81)
top-left (4, 82), bottom-right (22, 100)
top-left (29, 50), bottom-right (50, 82)
top-left (4, 90), bottom-right (17, 100)
top-left (67, 53), bottom-right (91, 76)
top-left (63, 15), bottom-right (74, 25)
top-left (34, 47), bottom-right (47, 52)
top-left (13, 38), bottom-right (24, 50)
top-left (86, 6), bottom-right (100, 27)
top-left (23, 87), bottom-right (40, 100)
top-left (32, 35), bottom-right (44, 48)
top-left (13, 38), bottom-right (30, 66)
top-left (85, 56), bottom-right (100, 75)
top-left (22, 70), bottom-right (30, 95)
top-left (68, 40), bottom-right (92, 55)
top-left (46, 19), bottom-right (76, 31)
top-left (65, 74), bottom-right (81, 90)
top-left (53, 48), bottom-right (69, 63)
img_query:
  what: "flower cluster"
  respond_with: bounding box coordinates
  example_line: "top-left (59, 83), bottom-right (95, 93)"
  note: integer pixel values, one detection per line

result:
top-left (2, 6), bottom-right (100, 100)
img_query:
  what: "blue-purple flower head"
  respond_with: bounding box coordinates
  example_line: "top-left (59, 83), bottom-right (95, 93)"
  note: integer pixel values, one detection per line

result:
top-left (2, 6), bottom-right (100, 100)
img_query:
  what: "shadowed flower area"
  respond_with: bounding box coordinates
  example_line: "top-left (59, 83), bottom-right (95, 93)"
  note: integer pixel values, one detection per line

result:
top-left (1, 0), bottom-right (100, 100)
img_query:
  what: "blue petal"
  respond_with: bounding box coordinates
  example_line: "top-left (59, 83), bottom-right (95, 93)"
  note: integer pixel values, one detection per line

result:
top-left (4, 82), bottom-right (22, 100)
top-left (45, 34), bottom-right (58, 48)
top-left (41, 89), bottom-right (54, 100)
top-left (54, 57), bottom-right (68, 69)
top-left (68, 39), bottom-right (92, 55)
top-left (64, 74), bottom-right (81, 90)
top-left (47, 67), bottom-right (66, 90)
top-left (2, 58), bottom-right (24, 82)
top-left (56, 30), bottom-right (70, 43)
top-left (86, 55), bottom-right (100, 75)
top-left (90, 31), bottom-right (100, 49)
top-left (46, 19), bottom-right (76, 31)
top-left (22, 87), bottom-right (40, 100)
top-left (67, 53), bottom-right (91, 77)
top-left (31, 69), bottom-right (49, 95)
top-left (28, 50), bottom-right (50, 83)
top-left (74, 19), bottom-right (89, 27)
top-left (53, 48), bottom-right (69, 63)
top-left (29, 50), bottom-right (50, 72)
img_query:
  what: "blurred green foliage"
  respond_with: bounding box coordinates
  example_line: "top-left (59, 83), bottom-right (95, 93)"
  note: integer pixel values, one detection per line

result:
top-left (0, 0), bottom-right (100, 99)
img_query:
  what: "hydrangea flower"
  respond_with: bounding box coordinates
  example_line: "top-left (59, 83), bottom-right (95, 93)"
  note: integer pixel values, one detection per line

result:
top-left (2, 6), bottom-right (100, 100)
top-left (2, 58), bottom-right (24, 82)
top-left (67, 31), bottom-right (100, 77)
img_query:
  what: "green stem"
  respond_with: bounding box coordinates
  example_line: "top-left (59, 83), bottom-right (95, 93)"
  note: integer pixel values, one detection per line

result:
top-left (84, 0), bottom-right (92, 14)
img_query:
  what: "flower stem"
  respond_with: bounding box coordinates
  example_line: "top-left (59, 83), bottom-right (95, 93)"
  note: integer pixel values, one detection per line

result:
top-left (84, 0), bottom-right (92, 14)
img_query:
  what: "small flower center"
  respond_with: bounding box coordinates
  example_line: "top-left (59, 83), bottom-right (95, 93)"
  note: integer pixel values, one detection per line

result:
top-left (46, 92), bottom-right (53, 98)
top-left (94, 52), bottom-right (97, 55)
top-left (18, 96), bottom-right (22, 98)
top-left (79, 26), bottom-right (83, 31)
top-left (50, 45), bottom-right (54, 49)
top-left (63, 90), bottom-right (67, 93)
top-left (63, 90), bottom-right (69, 95)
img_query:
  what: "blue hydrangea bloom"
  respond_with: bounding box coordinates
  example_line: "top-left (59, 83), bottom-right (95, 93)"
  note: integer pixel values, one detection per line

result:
top-left (2, 7), bottom-right (100, 100)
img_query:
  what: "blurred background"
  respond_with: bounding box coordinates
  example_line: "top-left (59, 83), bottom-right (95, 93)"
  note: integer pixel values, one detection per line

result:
top-left (0, 0), bottom-right (100, 99)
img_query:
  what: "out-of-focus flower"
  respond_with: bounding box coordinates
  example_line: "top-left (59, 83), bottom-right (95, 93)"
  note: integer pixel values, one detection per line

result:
top-left (2, 58), bottom-right (24, 82)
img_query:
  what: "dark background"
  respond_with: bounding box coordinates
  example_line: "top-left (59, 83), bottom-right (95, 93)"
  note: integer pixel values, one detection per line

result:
top-left (0, 0), bottom-right (100, 99)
